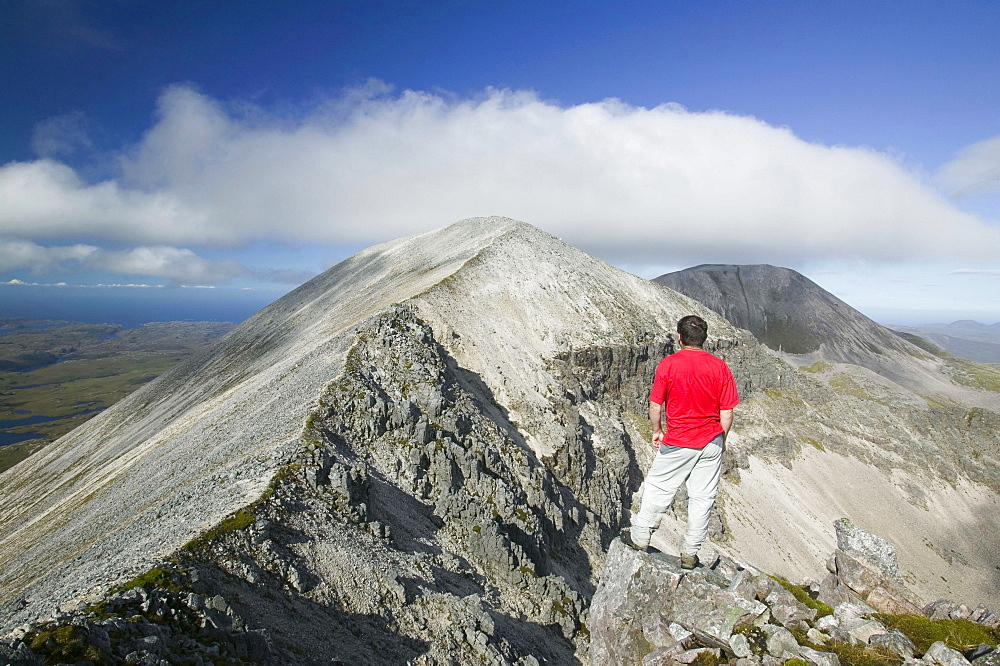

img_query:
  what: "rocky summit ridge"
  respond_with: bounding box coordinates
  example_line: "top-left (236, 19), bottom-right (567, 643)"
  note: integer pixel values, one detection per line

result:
top-left (0, 217), bottom-right (761, 663)
top-left (0, 217), bottom-right (998, 664)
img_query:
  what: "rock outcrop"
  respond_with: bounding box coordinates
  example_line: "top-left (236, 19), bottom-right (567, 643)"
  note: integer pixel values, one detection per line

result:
top-left (591, 522), bottom-right (999, 666)
top-left (817, 518), bottom-right (922, 616)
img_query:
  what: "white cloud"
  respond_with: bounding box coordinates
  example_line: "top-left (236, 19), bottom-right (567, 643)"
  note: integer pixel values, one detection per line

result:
top-left (0, 238), bottom-right (99, 272)
top-left (0, 239), bottom-right (244, 284)
top-left (938, 135), bottom-right (1000, 199)
top-left (2, 279), bottom-right (160, 288)
top-left (95, 246), bottom-right (245, 283)
top-left (0, 160), bottom-right (207, 244)
top-left (2, 82), bottom-right (999, 267)
top-left (31, 111), bottom-right (94, 158)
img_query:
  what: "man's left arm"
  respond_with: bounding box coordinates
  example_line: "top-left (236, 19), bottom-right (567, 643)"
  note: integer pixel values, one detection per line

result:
top-left (718, 362), bottom-right (738, 436)
top-left (719, 408), bottom-right (733, 435)
top-left (649, 400), bottom-right (665, 448)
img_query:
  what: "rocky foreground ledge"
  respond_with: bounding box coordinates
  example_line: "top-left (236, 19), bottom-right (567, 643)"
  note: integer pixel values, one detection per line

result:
top-left (3, 518), bottom-right (994, 665)
top-left (590, 519), bottom-right (1000, 666)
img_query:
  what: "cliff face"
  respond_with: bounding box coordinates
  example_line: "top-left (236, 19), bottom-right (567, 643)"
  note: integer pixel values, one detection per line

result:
top-left (1, 219), bottom-right (998, 664)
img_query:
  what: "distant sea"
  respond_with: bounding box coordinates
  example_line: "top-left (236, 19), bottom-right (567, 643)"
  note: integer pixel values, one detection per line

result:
top-left (3, 284), bottom-right (992, 331)
top-left (0, 285), bottom-right (290, 328)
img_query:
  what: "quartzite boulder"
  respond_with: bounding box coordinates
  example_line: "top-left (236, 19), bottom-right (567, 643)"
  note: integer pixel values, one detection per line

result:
top-left (820, 519), bottom-right (922, 615)
top-left (591, 539), bottom-right (767, 663)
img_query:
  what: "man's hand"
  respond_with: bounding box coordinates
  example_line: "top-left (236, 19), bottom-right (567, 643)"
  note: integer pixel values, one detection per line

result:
top-left (649, 400), bottom-right (665, 449)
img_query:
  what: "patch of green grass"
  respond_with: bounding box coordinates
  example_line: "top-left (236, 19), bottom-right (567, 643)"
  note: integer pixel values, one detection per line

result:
top-left (949, 359), bottom-right (1000, 393)
top-left (801, 361), bottom-right (835, 374)
top-left (181, 462), bottom-right (298, 554)
top-left (873, 614), bottom-right (1000, 655)
top-left (768, 574), bottom-right (833, 617)
top-left (304, 411), bottom-right (322, 432)
top-left (828, 375), bottom-right (878, 402)
top-left (27, 624), bottom-right (108, 665)
top-left (895, 332), bottom-right (946, 357)
top-left (690, 650), bottom-right (719, 666)
top-left (88, 566), bottom-right (191, 620)
top-left (789, 625), bottom-right (900, 666)
top-left (801, 437), bottom-right (826, 452)
top-left (252, 462), bottom-right (300, 505)
top-left (268, 462), bottom-right (301, 490)
top-left (623, 409), bottom-right (652, 444)
top-left (762, 387), bottom-right (807, 407)
top-left (920, 394), bottom-right (952, 408)
top-left (823, 640), bottom-right (901, 666)
top-left (182, 509), bottom-right (255, 553)
top-left (733, 624), bottom-right (768, 652)
top-left (110, 567), bottom-right (188, 595)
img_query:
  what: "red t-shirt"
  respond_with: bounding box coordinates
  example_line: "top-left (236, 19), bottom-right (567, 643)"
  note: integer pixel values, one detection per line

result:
top-left (649, 349), bottom-right (740, 449)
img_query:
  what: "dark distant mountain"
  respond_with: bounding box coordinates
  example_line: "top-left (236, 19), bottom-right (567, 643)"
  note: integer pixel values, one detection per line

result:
top-left (651, 264), bottom-right (1000, 403)
top-left (890, 321), bottom-right (1000, 363)
top-left (923, 319), bottom-right (1000, 343)
top-left (654, 264), bottom-right (912, 355)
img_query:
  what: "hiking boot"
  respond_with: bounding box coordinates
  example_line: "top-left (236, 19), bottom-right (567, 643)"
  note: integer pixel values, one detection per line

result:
top-left (680, 553), bottom-right (699, 570)
top-left (619, 528), bottom-right (648, 553)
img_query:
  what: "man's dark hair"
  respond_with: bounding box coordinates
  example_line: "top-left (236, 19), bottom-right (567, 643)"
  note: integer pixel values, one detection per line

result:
top-left (677, 315), bottom-right (708, 347)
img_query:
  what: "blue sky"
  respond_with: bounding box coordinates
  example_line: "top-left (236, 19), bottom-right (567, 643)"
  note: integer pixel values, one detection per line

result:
top-left (1, 0), bottom-right (999, 325)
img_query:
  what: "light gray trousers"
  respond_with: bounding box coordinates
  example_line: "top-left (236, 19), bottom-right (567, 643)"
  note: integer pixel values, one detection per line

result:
top-left (629, 433), bottom-right (725, 554)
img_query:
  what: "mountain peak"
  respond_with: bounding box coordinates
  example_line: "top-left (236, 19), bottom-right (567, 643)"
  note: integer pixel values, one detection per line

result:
top-left (653, 262), bottom-right (930, 371)
top-left (0, 216), bottom-right (742, 638)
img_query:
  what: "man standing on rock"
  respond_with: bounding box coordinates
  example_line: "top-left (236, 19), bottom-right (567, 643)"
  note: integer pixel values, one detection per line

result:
top-left (620, 315), bottom-right (740, 569)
